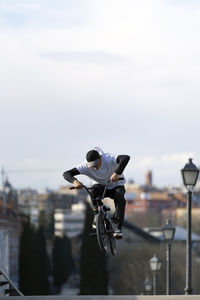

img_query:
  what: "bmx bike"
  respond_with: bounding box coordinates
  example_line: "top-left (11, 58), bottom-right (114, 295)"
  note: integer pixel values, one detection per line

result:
top-left (70, 178), bottom-right (124, 256)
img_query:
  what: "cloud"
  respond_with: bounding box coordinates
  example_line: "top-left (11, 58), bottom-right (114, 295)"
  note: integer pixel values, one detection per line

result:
top-left (161, 153), bottom-right (198, 164)
top-left (41, 51), bottom-right (131, 65)
top-left (131, 153), bottom-right (200, 187)
top-left (136, 153), bottom-right (199, 169)
top-left (0, 1), bottom-right (41, 13)
top-left (0, 0), bottom-right (93, 29)
top-left (1, 0), bottom-right (200, 188)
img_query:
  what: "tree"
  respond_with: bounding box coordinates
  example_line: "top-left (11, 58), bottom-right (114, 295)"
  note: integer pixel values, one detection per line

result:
top-left (33, 226), bottom-right (50, 294)
top-left (19, 218), bottom-right (34, 295)
top-left (109, 242), bottom-right (164, 295)
top-left (109, 242), bottom-right (200, 295)
top-left (38, 210), bottom-right (54, 240)
top-left (52, 235), bottom-right (75, 290)
top-left (52, 236), bottom-right (64, 288)
top-left (62, 235), bottom-right (75, 279)
top-left (19, 219), bottom-right (50, 295)
top-left (79, 202), bottom-right (108, 295)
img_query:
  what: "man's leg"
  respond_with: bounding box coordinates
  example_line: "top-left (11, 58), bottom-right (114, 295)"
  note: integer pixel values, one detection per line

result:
top-left (106, 186), bottom-right (126, 237)
top-left (90, 184), bottom-right (105, 228)
top-left (90, 184), bottom-right (105, 208)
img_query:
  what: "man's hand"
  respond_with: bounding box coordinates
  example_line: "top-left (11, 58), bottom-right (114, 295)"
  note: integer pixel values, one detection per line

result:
top-left (110, 173), bottom-right (119, 182)
top-left (73, 179), bottom-right (83, 189)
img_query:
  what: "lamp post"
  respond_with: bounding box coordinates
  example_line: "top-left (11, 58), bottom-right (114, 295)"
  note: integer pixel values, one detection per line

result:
top-left (149, 254), bottom-right (162, 295)
top-left (144, 277), bottom-right (152, 295)
top-left (162, 219), bottom-right (176, 295)
top-left (181, 158), bottom-right (199, 295)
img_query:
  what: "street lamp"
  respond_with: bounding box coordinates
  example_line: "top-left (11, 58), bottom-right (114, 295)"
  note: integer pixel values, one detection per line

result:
top-left (162, 219), bottom-right (176, 295)
top-left (144, 277), bottom-right (152, 295)
top-left (149, 254), bottom-right (162, 295)
top-left (181, 158), bottom-right (199, 295)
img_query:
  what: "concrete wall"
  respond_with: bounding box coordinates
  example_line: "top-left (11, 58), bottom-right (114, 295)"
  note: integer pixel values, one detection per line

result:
top-left (0, 295), bottom-right (200, 300)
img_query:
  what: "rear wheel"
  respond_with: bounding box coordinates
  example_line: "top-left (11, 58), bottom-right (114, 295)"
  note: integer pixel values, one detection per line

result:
top-left (96, 214), bottom-right (109, 255)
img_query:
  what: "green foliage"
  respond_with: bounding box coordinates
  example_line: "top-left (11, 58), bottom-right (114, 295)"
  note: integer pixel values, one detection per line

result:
top-left (109, 242), bottom-right (200, 295)
top-left (19, 218), bottom-right (50, 295)
top-left (52, 235), bottom-right (74, 287)
top-left (79, 202), bottom-right (108, 295)
top-left (19, 218), bottom-right (33, 294)
top-left (34, 227), bottom-right (50, 294)
top-left (63, 235), bottom-right (75, 276)
top-left (38, 210), bottom-right (54, 240)
top-left (109, 243), bottom-right (162, 295)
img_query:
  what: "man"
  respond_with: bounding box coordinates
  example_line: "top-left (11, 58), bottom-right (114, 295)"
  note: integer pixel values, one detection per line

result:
top-left (63, 146), bottom-right (130, 239)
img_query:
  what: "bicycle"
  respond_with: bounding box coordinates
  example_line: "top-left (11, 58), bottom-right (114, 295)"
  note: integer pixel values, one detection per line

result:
top-left (70, 178), bottom-right (124, 256)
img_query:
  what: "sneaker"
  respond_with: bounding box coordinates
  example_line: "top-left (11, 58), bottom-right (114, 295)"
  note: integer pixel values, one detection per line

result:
top-left (114, 228), bottom-right (123, 239)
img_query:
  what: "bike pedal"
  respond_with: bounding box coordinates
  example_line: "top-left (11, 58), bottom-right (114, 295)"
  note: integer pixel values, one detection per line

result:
top-left (114, 235), bottom-right (123, 240)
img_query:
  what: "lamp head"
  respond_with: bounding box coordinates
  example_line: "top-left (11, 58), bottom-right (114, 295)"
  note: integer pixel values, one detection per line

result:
top-left (181, 158), bottom-right (199, 189)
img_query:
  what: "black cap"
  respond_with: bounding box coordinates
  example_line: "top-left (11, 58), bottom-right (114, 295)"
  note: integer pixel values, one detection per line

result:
top-left (86, 150), bottom-right (100, 167)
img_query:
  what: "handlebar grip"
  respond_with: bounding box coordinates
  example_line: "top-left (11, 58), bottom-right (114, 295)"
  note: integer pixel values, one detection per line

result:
top-left (70, 186), bottom-right (76, 190)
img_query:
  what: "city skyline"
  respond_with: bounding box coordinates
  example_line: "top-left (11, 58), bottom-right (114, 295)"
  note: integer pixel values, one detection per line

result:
top-left (1, 0), bottom-right (200, 189)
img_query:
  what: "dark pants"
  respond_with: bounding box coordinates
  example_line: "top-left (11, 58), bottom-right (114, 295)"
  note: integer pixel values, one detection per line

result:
top-left (90, 184), bottom-right (126, 229)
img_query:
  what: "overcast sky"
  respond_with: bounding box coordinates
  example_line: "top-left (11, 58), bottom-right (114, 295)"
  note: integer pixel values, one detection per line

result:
top-left (1, 0), bottom-right (200, 190)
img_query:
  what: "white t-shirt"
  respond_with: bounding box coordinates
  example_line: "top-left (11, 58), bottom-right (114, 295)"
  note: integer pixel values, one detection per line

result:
top-left (76, 147), bottom-right (126, 189)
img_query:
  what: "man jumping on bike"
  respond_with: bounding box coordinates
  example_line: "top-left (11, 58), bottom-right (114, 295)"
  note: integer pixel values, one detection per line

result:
top-left (63, 146), bottom-right (130, 239)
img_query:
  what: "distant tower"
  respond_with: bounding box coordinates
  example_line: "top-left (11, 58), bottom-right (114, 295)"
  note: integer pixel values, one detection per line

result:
top-left (145, 170), bottom-right (152, 186)
top-left (4, 177), bottom-right (12, 194)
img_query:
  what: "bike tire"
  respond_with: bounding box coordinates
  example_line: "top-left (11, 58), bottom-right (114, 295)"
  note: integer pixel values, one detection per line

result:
top-left (109, 235), bottom-right (116, 256)
top-left (108, 221), bottom-right (117, 256)
top-left (96, 214), bottom-right (109, 255)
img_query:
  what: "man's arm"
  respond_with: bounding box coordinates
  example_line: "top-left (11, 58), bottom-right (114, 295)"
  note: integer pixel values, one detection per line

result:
top-left (110, 155), bottom-right (130, 182)
top-left (63, 168), bottom-right (80, 183)
top-left (63, 168), bottom-right (83, 189)
top-left (115, 155), bottom-right (130, 175)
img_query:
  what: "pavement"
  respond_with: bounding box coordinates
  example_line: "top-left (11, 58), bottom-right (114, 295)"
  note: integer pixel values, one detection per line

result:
top-left (1, 296), bottom-right (200, 300)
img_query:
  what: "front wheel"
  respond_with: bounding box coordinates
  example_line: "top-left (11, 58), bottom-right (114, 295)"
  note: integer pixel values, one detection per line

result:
top-left (107, 221), bottom-right (116, 256)
top-left (96, 214), bottom-right (109, 255)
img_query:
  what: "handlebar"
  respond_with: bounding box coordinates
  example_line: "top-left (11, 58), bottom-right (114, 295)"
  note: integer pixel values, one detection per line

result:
top-left (69, 177), bottom-right (124, 190)
top-left (69, 185), bottom-right (87, 191)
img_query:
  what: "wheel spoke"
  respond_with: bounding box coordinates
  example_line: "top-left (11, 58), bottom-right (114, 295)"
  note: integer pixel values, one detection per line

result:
top-left (96, 214), bottom-right (109, 254)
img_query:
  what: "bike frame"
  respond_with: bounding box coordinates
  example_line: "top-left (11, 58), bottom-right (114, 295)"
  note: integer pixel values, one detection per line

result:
top-left (81, 184), bottom-right (110, 227)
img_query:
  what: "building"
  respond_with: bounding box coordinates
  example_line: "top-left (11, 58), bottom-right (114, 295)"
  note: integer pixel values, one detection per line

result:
top-left (18, 185), bottom-right (84, 228)
top-left (0, 229), bottom-right (9, 296)
top-left (54, 202), bottom-right (85, 238)
top-left (18, 188), bottom-right (39, 226)
top-left (125, 172), bottom-right (186, 216)
top-left (18, 184), bottom-right (87, 237)
top-left (53, 186), bottom-right (87, 237)
top-left (0, 178), bottom-right (20, 292)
